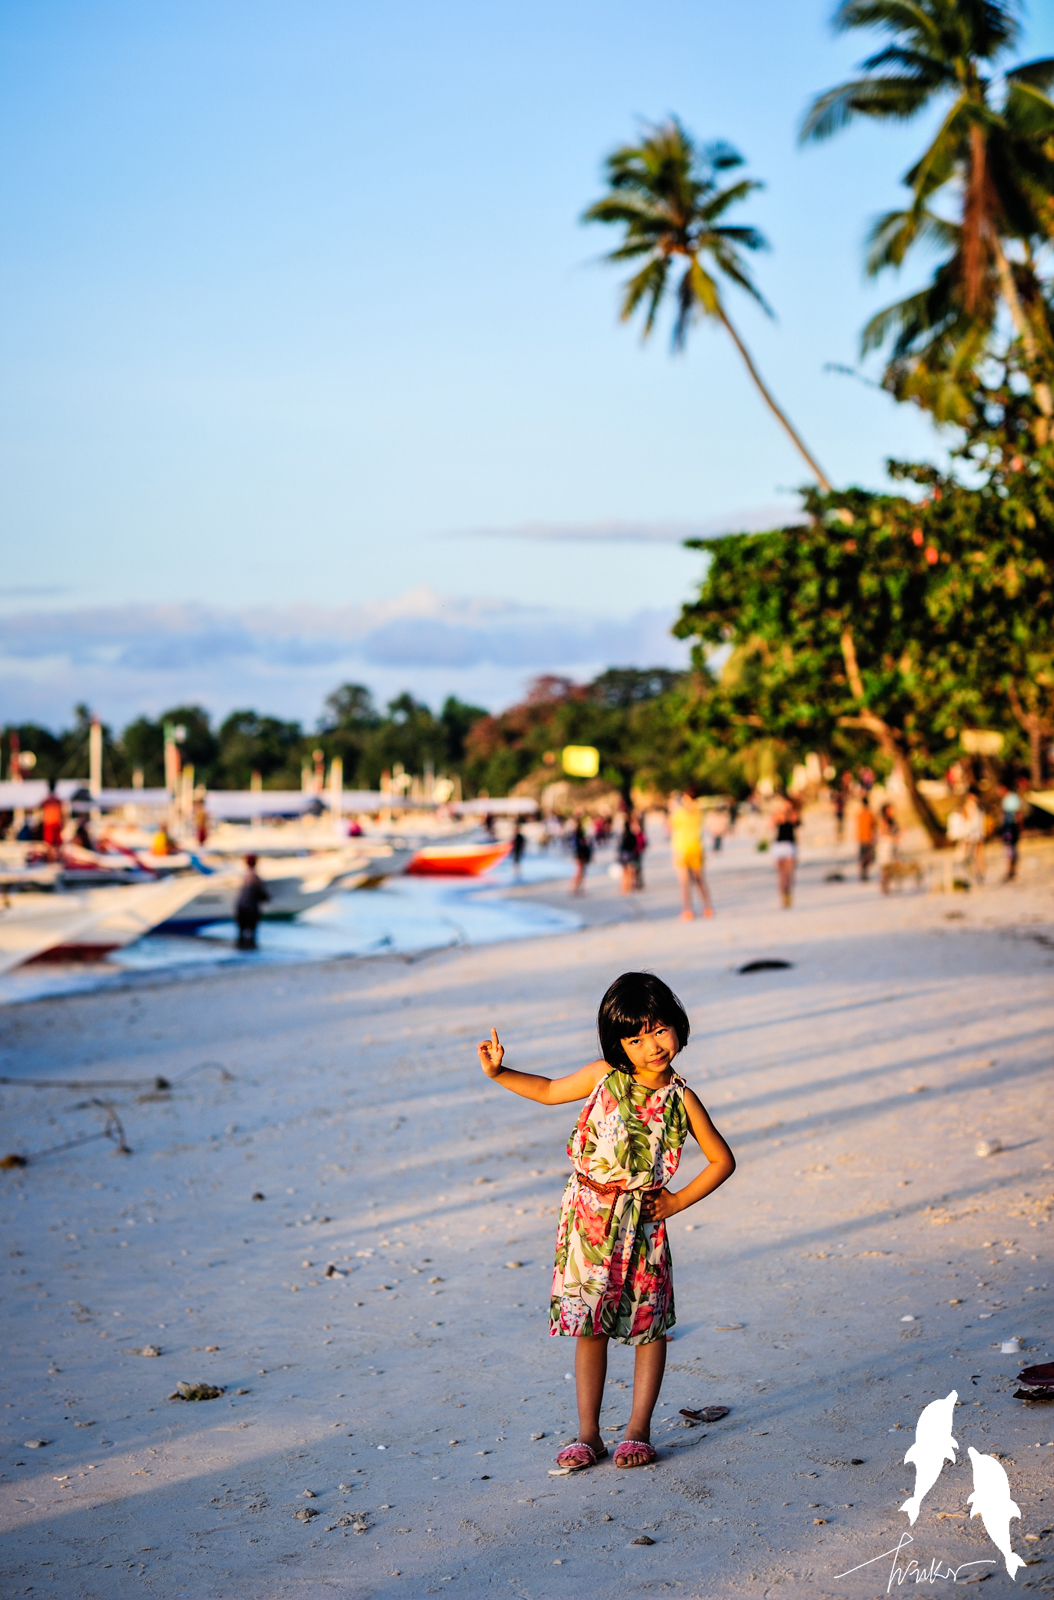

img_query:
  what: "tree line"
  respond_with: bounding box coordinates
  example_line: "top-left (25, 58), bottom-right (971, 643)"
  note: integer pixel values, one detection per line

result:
top-left (1, 689), bottom-right (488, 794)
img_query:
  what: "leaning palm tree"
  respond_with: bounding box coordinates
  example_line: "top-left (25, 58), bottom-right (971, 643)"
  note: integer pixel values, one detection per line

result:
top-left (583, 118), bottom-right (832, 490)
top-left (801, 0), bottom-right (1054, 429)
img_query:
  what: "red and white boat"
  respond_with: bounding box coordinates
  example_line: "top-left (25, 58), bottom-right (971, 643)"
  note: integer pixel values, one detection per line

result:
top-left (406, 841), bottom-right (512, 877)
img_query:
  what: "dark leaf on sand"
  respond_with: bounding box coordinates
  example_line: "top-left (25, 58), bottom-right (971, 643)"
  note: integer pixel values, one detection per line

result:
top-left (251, 1192), bottom-right (265, 1202)
top-left (0, 1154), bottom-right (28, 1170)
top-left (738, 960), bottom-right (792, 973)
top-left (1019, 1363), bottom-right (1054, 1386)
top-left (680, 1406), bottom-right (730, 1423)
top-left (1015, 1387), bottom-right (1054, 1401)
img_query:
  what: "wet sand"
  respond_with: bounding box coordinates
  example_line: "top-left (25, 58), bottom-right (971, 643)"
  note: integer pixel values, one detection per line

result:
top-left (1, 833), bottom-right (1053, 1598)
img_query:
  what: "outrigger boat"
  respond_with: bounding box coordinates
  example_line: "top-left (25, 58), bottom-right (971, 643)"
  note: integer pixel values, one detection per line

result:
top-left (0, 871), bottom-right (241, 972)
top-left (406, 841), bottom-right (513, 877)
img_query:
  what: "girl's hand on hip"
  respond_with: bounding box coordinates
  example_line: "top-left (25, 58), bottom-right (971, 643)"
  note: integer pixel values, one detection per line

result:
top-left (640, 1188), bottom-right (682, 1223)
top-left (478, 1028), bottom-right (505, 1078)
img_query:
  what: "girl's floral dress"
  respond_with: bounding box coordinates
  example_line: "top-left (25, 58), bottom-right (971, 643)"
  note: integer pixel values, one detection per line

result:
top-left (550, 1067), bottom-right (688, 1345)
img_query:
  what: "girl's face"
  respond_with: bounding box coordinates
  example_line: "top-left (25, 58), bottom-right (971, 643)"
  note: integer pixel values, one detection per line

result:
top-left (620, 1020), bottom-right (679, 1075)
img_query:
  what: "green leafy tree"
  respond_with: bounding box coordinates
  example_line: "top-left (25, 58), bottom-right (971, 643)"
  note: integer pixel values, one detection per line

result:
top-left (801, 0), bottom-right (1054, 432)
top-left (675, 440), bottom-right (1054, 840)
top-left (216, 711), bottom-right (305, 789)
top-left (120, 705), bottom-right (217, 787)
top-left (318, 683), bottom-right (382, 785)
top-left (583, 117), bottom-right (831, 488)
top-left (439, 696), bottom-right (488, 766)
top-left (1, 722), bottom-right (65, 784)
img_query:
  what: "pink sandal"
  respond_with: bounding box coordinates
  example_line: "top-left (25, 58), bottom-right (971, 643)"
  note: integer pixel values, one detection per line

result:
top-left (555, 1441), bottom-right (608, 1471)
top-left (614, 1439), bottom-right (658, 1468)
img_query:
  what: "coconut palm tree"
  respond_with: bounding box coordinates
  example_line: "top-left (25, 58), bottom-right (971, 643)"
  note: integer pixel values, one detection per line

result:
top-left (801, 0), bottom-right (1054, 428)
top-left (583, 118), bottom-right (832, 490)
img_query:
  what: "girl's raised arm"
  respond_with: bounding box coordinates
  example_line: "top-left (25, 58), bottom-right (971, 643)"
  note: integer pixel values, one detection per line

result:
top-left (478, 1029), bottom-right (607, 1105)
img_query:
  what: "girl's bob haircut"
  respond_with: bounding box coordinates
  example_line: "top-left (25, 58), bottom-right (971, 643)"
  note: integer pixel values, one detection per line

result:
top-left (597, 971), bottom-right (690, 1071)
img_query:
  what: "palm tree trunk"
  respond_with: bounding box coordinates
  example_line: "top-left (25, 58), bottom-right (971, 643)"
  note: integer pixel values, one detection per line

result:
top-left (718, 309), bottom-right (833, 491)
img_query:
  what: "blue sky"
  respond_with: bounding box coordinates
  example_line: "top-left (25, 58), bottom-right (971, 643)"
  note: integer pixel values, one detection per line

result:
top-left (2, 0), bottom-right (1051, 729)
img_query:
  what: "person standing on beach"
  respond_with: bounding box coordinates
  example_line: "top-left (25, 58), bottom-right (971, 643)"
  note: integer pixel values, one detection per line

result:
top-left (570, 812), bottom-right (592, 895)
top-left (962, 791), bottom-right (986, 884)
top-left (999, 784), bottom-right (1023, 882)
top-left (876, 803), bottom-right (900, 894)
top-left (235, 854), bottom-right (270, 949)
top-left (856, 794), bottom-right (875, 881)
top-left (511, 821), bottom-right (527, 879)
top-left (669, 789), bottom-right (713, 920)
top-left (478, 971), bottom-right (735, 1472)
top-left (41, 782), bottom-right (64, 860)
top-left (617, 811), bottom-right (640, 894)
top-left (772, 795), bottom-right (799, 907)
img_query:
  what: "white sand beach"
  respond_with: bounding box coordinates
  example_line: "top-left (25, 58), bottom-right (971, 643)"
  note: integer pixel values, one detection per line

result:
top-left (1, 832), bottom-right (1052, 1599)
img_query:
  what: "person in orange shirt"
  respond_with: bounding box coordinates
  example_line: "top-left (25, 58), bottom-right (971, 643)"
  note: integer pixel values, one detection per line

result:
top-left (40, 782), bottom-right (65, 859)
top-left (856, 794), bottom-right (876, 881)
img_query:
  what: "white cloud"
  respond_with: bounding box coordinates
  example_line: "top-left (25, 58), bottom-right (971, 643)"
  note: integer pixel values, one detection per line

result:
top-left (0, 588), bottom-right (690, 728)
top-left (451, 505), bottom-right (808, 543)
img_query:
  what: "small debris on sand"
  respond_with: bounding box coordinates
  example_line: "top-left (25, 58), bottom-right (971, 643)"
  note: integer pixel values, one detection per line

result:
top-left (251, 1192), bottom-right (265, 1201)
top-left (169, 1381), bottom-right (225, 1401)
top-left (975, 1138), bottom-right (1002, 1158)
top-left (293, 1507), bottom-right (319, 1522)
top-left (23, 1439), bottom-right (48, 1449)
top-left (738, 960), bottom-right (792, 973)
top-left (680, 1407), bottom-right (730, 1423)
top-left (631, 1534), bottom-right (655, 1544)
top-left (505, 1261), bottom-right (523, 1269)
top-left (132, 1345), bottom-right (162, 1357)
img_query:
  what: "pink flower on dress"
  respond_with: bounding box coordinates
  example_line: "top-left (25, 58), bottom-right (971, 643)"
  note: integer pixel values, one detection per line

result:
top-left (574, 1193), bottom-right (610, 1249)
top-left (630, 1301), bottom-right (656, 1339)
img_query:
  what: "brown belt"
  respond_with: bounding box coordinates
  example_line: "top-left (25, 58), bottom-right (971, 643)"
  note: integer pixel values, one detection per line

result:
top-left (574, 1169), bottom-right (658, 1232)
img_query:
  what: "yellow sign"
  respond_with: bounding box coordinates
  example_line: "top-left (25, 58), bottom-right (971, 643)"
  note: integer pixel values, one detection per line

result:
top-left (562, 745), bottom-right (600, 779)
top-left (960, 729), bottom-right (1004, 755)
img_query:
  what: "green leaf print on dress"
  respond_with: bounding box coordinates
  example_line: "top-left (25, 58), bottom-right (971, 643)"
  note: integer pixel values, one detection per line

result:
top-left (550, 1068), bottom-right (689, 1345)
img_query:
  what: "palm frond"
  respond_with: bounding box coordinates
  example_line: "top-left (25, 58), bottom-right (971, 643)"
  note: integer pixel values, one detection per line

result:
top-left (800, 74), bottom-right (937, 142)
top-left (865, 206), bottom-right (958, 274)
top-left (900, 94), bottom-right (976, 202)
top-left (832, 2), bottom-right (943, 45)
top-left (619, 258), bottom-right (671, 339)
top-left (1005, 56), bottom-right (1054, 90)
top-left (858, 43), bottom-right (950, 79)
top-left (1003, 79), bottom-right (1054, 142)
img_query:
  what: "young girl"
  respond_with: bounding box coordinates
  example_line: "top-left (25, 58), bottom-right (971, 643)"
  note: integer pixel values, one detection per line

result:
top-left (478, 971), bottom-right (735, 1471)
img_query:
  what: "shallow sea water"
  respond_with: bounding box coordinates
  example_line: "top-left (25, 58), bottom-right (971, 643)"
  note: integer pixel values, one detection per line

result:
top-left (0, 852), bottom-right (581, 1005)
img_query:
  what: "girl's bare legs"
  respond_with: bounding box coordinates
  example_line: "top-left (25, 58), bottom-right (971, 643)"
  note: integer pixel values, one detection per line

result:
top-left (777, 856), bottom-right (795, 906)
top-left (575, 1331), bottom-right (667, 1463)
top-left (574, 1333), bottom-right (608, 1451)
top-left (620, 1336), bottom-right (668, 1464)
